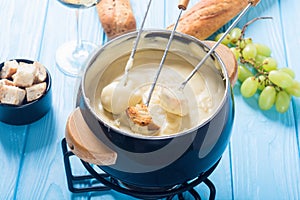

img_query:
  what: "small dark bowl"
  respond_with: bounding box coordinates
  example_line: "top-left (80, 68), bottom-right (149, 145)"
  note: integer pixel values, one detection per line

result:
top-left (0, 59), bottom-right (52, 125)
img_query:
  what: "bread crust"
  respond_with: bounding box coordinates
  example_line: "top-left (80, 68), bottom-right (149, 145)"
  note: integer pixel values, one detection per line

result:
top-left (96, 0), bottom-right (136, 39)
top-left (167, 0), bottom-right (249, 40)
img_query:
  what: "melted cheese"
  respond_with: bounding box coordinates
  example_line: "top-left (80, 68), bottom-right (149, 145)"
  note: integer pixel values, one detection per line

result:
top-left (95, 49), bottom-right (225, 136)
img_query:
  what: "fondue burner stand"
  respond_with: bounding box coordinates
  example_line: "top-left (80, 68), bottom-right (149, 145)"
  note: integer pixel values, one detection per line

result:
top-left (61, 138), bottom-right (219, 200)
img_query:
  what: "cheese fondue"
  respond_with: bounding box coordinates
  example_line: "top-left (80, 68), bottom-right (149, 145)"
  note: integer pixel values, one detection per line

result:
top-left (94, 49), bottom-right (225, 136)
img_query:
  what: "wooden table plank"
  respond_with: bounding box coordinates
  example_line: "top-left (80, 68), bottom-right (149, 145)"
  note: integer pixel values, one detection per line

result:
top-left (229, 0), bottom-right (300, 199)
top-left (0, 0), bottom-right (49, 199)
top-left (5, 0), bottom-right (102, 199)
top-left (0, 125), bottom-right (26, 200)
top-left (280, 0), bottom-right (300, 161)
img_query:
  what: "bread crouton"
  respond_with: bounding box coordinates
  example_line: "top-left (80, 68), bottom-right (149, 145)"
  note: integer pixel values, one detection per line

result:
top-left (0, 60), bottom-right (19, 79)
top-left (33, 61), bottom-right (47, 83)
top-left (0, 85), bottom-right (25, 105)
top-left (13, 63), bottom-right (37, 87)
top-left (25, 82), bottom-right (47, 102)
top-left (126, 103), bottom-right (160, 135)
top-left (0, 79), bottom-right (14, 87)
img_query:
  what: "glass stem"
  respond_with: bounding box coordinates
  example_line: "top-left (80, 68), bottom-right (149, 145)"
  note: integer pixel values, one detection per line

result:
top-left (74, 9), bottom-right (83, 56)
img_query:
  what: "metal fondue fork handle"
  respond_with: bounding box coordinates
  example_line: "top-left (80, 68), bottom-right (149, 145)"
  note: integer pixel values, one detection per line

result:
top-left (179, 0), bottom-right (261, 90)
top-left (145, 0), bottom-right (190, 106)
top-left (123, 0), bottom-right (153, 85)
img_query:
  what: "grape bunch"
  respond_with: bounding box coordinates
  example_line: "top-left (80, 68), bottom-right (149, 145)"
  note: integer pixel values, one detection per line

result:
top-left (215, 19), bottom-right (300, 113)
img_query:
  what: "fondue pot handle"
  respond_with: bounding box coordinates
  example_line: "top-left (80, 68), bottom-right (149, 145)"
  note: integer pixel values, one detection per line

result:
top-left (203, 41), bottom-right (238, 86)
top-left (65, 107), bottom-right (117, 166)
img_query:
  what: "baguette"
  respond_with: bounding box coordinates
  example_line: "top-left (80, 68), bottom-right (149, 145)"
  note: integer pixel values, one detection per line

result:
top-left (167, 0), bottom-right (254, 40)
top-left (96, 0), bottom-right (136, 39)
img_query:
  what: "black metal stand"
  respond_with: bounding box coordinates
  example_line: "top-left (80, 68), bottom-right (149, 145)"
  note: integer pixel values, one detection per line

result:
top-left (61, 138), bottom-right (218, 200)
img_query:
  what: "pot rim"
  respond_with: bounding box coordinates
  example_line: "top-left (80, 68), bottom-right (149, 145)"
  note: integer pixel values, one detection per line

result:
top-left (81, 29), bottom-right (231, 140)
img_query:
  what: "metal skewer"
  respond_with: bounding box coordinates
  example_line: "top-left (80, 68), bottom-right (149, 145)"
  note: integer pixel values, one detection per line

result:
top-left (123, 0), bottom-right (153, 86)
top-left (145, 0), bottom-right (261, 107)
top-left (145, 0), bottom-right (190, 106)
top-left (179, 0), bottom-right (261, 90)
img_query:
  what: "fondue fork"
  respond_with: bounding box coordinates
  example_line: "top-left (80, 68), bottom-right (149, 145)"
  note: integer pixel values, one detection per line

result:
top-left (124, 0), bottom-right (190, 135)
top-left (122, 0), bottom-right (153, 86)
top-left (179, 0), bottom-right (261, 91)
top-left (146, 0), bottom-right (261, 113)
top-left (145, 0), bottom-right (190, 106)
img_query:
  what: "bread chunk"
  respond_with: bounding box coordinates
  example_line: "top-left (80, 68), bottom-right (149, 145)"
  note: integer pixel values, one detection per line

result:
top-left (126, 103), bottom-right (160, 135)
top-left (0, 85), bottom-right (25, 105)
top-left (96, 0), bottom-right (136, 39)
top-left (13, 63), bottom-right (37, 87)
top-left (25, 82), bottom-right (47, 102)
top-left (0, 60), bottom-right (19, 79)
top-left (0, 60), bottom-right (48, 106)
top-left (167, 0), bottom-right (250, 40)
top-left (0, 79), bottom-right (14, 87)
top-left (33, 61), bottom-right (47, 83)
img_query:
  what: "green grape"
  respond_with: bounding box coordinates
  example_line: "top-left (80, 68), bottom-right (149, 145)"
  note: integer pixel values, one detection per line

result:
top-left (215, 33), bottom-right (231, 45)
top-left (244, 37), bottom-right (253, 45)
top-left (240, 76), bottom-right (258, 98)
top-left (275, 90), bottom-right (291, 113)
top-left (236, 38), bottom-right (252, 49)
top-left (255, 54), bottom-right (267, 65)
top-left (285, 80), bottom-right (300, 97)
top-left (256, 75), bottom-right (266, 90)
top-left (262, 57), bottom-right (278, 71)
top-left (236, 40), bottom-right (245, 49)
top-left (238, 65), bottom-right (253, 82)
top-left (269, 70), bottom-right (294, 88)
top-left (226, 22), bottom-right (300, 113)
top-left (254, 43), bottom-right (272, 57)
top-left (278, 67), bottom-right (295, 79)
top-left (258, 86), bottom-right (276, 110)
top-left (230, 28), bottom-right (242, 44)
top-left (231, 47), bottom-right (240, 60)
top-left (242, 43), bottom-right (257, 60)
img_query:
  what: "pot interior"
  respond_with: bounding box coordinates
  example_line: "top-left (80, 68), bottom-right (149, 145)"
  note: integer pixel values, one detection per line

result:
top-left (82, 30), bottom-right (229, 138)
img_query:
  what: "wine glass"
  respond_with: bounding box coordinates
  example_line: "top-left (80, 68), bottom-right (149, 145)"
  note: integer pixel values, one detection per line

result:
top-left (56, 0), bottom-right (100, 77)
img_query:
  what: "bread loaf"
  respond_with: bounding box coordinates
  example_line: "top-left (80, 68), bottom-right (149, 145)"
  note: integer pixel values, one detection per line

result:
top-left (167, 0), bottom-right (252, 40)
top-left (96, 0), bottom-right (136, 39)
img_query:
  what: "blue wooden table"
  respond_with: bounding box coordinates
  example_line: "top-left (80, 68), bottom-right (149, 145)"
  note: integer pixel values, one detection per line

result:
top-left (0, 0), bottom-right (299, 199)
